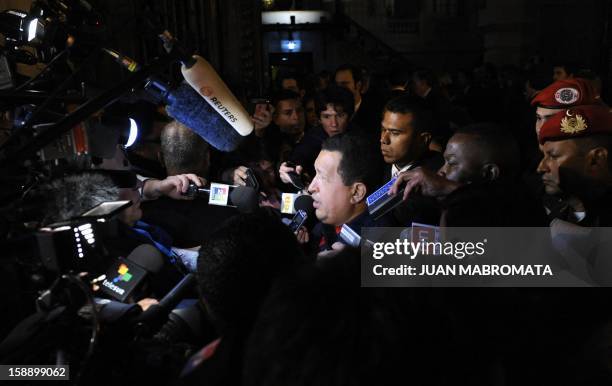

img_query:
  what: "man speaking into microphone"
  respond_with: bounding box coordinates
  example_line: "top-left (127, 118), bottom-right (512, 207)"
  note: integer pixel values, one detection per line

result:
top-left (306, 133), bottom-right (396, 255)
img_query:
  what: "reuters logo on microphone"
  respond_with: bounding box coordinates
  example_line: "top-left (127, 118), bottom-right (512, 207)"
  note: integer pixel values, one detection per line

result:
top-left (200, 86), bottom-right (214, 97)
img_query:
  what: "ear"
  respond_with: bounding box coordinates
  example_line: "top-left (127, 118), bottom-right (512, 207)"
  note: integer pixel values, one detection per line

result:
top-left (356, 80), bottom-right (363, 94)
top-left (350, 182), bottom-right (367, 204)
top-left (419, 131), bottom-right (432, 147)
top-left (587, 147), bottom-right (609, 170)
top-left (481, 163), bottom-right (500, 182)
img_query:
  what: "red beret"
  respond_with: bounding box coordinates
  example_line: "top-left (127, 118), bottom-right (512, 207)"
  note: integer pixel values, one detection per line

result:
top-left (538, 105), bottom-right (612, 144)
top-left (531, 78), bottom-right (599, 108)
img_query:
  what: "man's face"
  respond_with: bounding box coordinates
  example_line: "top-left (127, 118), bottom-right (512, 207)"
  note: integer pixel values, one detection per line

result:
top-left (274, 99), bottom-right (302, 134)
top-left (305, 99), bottom-right (318, 128)
top-left (553, 66), bottom-right (570, 82)
top-left (437, 134), bottom-right (484, 183)
top-left (308, 150), bottom-right (355, 226)
top-left (281, 78), bottom-right (300, 94)
top-left (335, 69), bottom-right (361, 101)
top-left (380, 111), bottom-right (423, 166)
top-left (537, 140), bottom-right (585, 195)
top-left (320, 104), bottom-right (349, 137)
top-left (118, 186), bottom-right (142, 227)
top-left (535, 107), bottom-right (561, 135)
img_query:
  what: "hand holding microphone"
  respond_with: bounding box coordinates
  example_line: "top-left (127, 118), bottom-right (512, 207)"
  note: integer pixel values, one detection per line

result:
top-left (389, 167), bottom-right (460, 201)
top-left (142, 174), bottom-right (206, 200)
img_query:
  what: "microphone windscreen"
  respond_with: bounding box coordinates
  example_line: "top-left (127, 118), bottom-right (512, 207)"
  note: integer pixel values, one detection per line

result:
top-left (229, 186), bottom-right (259, 214)
top-left (127, 244), bottom-right (164, 273)
top-left (294, 194), bottom-right (314, 216)
top-left (166, 83), bottom-right (245, 152)
top-left (181, 56), bottom-right (253, 136)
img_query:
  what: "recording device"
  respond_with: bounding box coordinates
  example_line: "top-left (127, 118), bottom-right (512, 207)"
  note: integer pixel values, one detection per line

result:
top-left (244, 168), bottom-right (260, 191)
top-left (284, 161), bottom-right (310, 190)
top-left (288, 210), bottom-right (308, 232)
top-left (338, 224), bottom-right (362, 248)
top-left (36, 112), bottom-right (139, 162)
top-left (35, 200), bottom-right (133, 274)
top-left (248, 97), bottom-right (270, 116)
top-left (182, 182), bottom-right (258, 213)
top-left (366, 177), bottom-right (405, 220)
top-left (283, 194), bottom-right (314, 232)
top-left (144, 79), bottom-right (245, 152)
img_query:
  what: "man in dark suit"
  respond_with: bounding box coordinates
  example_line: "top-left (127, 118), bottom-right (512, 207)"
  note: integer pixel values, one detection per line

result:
top-left (334, 64), bottom-right (384, 141)
top-left (379, 95), bottom-right (444, 226)
top-left (411, 68), bottom-right (453, 149)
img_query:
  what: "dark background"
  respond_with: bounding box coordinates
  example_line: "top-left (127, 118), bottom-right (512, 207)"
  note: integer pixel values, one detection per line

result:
top-left (2, 0), bottom-right (611, 103)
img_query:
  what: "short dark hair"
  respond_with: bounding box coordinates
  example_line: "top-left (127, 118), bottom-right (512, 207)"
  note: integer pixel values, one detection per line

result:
top-left (161, 120), bottom-right (210, 175)
top-left (454, 123), bottom-right (520, 179)
top-left (574, 134), bottom-right (612, 169)
top-left (334, 63), bottom-right (363, 85)
top-left (383, 95), bottom-right (433, 135)
top-left (276, 72), bottom-right (302, 90)
top-left (553, 62), bottom-right (579, 76)
top-left (271, 89), bottom-right (300, 109)
top-left (197, 208), bottom-right (305, 333)
top-left (413, 68), bottom-right (437, 87)
top-left (314, 85), bottom-right (355, 117)
top-left (321, 133), bottom-right (382, 193)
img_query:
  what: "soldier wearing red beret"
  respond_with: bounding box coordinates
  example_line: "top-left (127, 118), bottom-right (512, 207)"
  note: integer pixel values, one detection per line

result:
top-left (531, 78), bottom-right (601, 135)
top-left (537, 105), bottom-right (612, 225)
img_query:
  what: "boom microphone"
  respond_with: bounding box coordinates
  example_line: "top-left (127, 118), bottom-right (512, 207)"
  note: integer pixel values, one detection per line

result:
top-left (145, 79), bottom-right (245, 152)
top-left (181, 55), bottom-right (253, 137)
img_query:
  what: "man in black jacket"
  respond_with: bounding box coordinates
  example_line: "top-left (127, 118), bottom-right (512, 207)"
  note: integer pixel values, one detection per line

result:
top-left (390, 123), bottom-right (548, 226)
top-left (279, 85), bottom-right (355, 185)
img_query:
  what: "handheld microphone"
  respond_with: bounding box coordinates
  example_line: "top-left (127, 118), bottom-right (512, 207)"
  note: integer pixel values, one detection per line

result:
top-left (134, 273), bottom-right (197, 333)
top-left (99, 244), bottom-right (164, 302)
top-left (294, 194), bottom-right (315, 216)
top-left (180, 55), bottom-right (253, 137)
top-left (366, 177), bottom-right (405, 220)
top-left (285, 194), bottom-right (315, 232)
top-left (183, 183), bottom-right (258, 213)
top-left (145, 79), bottom-right (245, 152)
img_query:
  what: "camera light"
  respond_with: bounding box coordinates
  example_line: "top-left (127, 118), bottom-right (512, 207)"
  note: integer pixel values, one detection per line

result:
top-left (125, 118), bottom-right (138, 148)
top-left (27, 18), bottom-right (38, 42)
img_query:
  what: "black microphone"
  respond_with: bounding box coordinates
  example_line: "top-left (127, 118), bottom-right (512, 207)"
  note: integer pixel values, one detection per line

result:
top-left (183, 183), bottom-right (258, 213)
top-left (133, 273), bottom-right (197, 334)
top-left (285, 194), bottom-right (315, 232)
top-left (294, 194), bottom-right (314, 216)
top-left (98, 244), bottom-right (164, 302)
